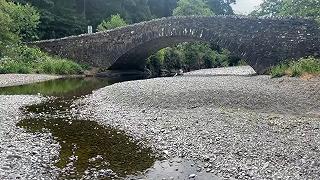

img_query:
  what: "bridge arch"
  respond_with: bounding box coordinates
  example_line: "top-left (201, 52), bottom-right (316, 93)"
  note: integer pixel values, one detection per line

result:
top-left (31, 16), bottom-right (320, 74)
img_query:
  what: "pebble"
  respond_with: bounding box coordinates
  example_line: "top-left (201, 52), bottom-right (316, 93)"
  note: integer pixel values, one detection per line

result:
top-left (0, 96), bottom-right (59, 179)
top-left (74, 66), bottom-right (320, 179)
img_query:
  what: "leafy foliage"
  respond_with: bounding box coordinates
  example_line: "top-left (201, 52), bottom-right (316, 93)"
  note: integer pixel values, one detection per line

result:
top-left (0, 0), bottom-right (39, 55)
top-left (252, 0), bottom-right (320, 22)
top-left (173, 0), bottom-right (214, 16)
top-left (13, 0), bottom-right (87, 39)
top-left (0, 45), bottom-right (83, 75)
top-left (146, 43), bottom-right (244, 77)
top-left (13, 0), bottom-right (236, 39)
top-left (251, 0), bottom-right (282, 16)
top-left (270, 57), bottom-right (320, 78)
top-left (97, 14), bottom-right (127, 31)
top-left (148, 0), bottom-right (177, 17)
top-left (206, 0), bottom-right (235, 15)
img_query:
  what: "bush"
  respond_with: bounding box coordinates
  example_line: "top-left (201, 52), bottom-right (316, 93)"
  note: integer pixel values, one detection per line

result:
top-left (270, 57), bottom-right (320, 78)
top-left (39, 59), bottom-right (83, 75)
top-left (163, 48), bottom-right (183, 70)
top-left (0, 60), bottom-right (32, 74)
top-left (0, 45), bottom-right (84, 75)
top-left (146, 50), bottom-right (165, 77)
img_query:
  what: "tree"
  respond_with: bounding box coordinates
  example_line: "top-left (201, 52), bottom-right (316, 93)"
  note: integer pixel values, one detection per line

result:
top-left (278, 0), bottom-right (320, 22)
top-left (0, 0), bottom-right (39, 56)
top-left (14, 0), bottom-right (87, 39)
top-left (173, 0), bottom-right (214, 16)
top-left (148, 0), bottom-right (177, 17)
top-left (206, 0), bottom-right (235, 15)
top-left (252, 0), bottom-right (320, 22)
top-left (97, 14), bottom-right (127, 31)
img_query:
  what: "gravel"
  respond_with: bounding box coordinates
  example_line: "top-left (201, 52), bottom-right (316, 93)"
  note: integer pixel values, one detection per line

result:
top-left (75, 66), bottom-right (320, 179)
top-left (0, 74), bottom-right (60, 87)
top-left (0, 95), bottom-right (59, 180)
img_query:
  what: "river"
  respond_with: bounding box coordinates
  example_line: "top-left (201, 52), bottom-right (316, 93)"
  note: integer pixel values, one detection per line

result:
top-left (0, 76), bottom-right (217, 179)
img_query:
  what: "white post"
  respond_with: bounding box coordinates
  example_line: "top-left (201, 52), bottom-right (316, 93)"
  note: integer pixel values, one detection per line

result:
top-left (87, 26), bottom-right (93, 34)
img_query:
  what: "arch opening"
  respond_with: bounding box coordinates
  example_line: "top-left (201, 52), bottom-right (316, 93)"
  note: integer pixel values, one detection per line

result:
top-left (109, 35), bottom-right (251, 76)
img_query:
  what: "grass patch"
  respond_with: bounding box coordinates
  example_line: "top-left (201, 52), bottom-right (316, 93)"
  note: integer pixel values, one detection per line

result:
top-left (39, 59), bottom-right (83, 75)
top-left (0, 45), bottom-right (84, 75)
top-left (270, 57), bottom-right (320, 78)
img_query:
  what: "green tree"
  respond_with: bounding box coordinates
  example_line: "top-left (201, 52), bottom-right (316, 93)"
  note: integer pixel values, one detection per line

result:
top-left (278, 0), bottom-right (320, 22)
top-left (206, 0), bottom-right (235, 15)
top-left (163, 47), bottom-right (183, 69)
top-left (148, 0), bottom-right (177, 17)
top-left (97, 14), bottom-right (127, 31)
top-left (252, 0), bottom-right (320, 22)
top-left (14, 0), bottom-right (87, 39)
top-left (173, 0), bottom-right (214, 16)
top-left (0, 0), bottom-right (39, 55)
top-left (251, 0), bottom-right (282, 16)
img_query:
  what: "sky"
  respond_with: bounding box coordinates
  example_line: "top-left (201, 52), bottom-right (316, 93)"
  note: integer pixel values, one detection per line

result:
top-left (231, 0), bottom-right (263, 15)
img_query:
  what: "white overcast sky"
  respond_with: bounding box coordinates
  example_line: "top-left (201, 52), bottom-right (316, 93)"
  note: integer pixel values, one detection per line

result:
top-left (231, 0), bottom-right (263, 15)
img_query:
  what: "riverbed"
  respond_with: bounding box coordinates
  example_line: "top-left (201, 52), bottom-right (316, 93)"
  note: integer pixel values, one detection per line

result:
top-left (0, 66), bottom-right (319, 179)
top-left (76, 66), bottom-right (320, 179)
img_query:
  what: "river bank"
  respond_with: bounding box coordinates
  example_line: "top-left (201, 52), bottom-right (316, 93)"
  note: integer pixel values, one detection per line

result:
top-left (0, 95), bottom-right (59, 179)
top-left (75, 66), bottom-right (320, 179)
top-left (0, 74), bottom-right (61, 87)
top-left (0, 74), bottom-right (62, 179)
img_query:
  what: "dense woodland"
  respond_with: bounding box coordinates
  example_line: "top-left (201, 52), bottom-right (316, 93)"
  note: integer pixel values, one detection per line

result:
top-left (12, 0), bottom-right (235, 40)
top-left (0, 0), bottom-right (319, 76)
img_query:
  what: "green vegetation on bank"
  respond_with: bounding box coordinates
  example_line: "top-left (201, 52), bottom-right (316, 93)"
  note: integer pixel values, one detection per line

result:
top-left (253, 0), bottom-right (320, 78)
top-left (146, 43), bottom-right (244, 76)
top-left (270, 57), bottom-right (320, 78)
top-left (0, 0), bottom-right (84, 75)
top-left (0, 46), bottom-right (83, 74)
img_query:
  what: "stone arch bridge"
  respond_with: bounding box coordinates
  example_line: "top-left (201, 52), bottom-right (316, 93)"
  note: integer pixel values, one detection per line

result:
top-left (31, 16), bottom-right (320, 74)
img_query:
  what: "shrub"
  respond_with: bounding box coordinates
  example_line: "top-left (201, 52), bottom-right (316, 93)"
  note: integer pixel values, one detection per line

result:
top-left (39, 59), bottom-right (83, 75)
top-left (163, 48), bottom-right (183, 70)
top-left (270, 63), bottom-right (289, 78)
top-left (0, 45), bottom-right (84, 75)
top-left (0, 60), bottom-right (32, 74)
top-left (270, 57), bottom-right (320, 78)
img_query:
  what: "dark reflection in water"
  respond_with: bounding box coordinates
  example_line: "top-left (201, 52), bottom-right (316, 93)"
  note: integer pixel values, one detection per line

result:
top-left (0, 77), bottom-right (134, 97)
top-left (0, 77), bottom-right (156, 179)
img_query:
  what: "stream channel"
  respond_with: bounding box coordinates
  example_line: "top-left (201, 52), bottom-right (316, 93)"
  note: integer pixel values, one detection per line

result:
top-left (0, 77), bottom-right (218, 180)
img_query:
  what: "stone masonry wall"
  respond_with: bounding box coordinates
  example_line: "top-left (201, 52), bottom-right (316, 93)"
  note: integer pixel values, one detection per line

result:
top-left (30, 15), bottom-right (320, 74)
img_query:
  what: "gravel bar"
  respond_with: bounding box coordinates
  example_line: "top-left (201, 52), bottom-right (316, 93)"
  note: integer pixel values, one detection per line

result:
top-left (0, 95), bottom-right (59, 180)
top-left (76, 66), bottom-right (320, 179)
top-left (0, 74), bottom-right (60, 87)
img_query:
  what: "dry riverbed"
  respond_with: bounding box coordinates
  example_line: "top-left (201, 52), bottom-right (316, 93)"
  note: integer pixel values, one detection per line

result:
top-left (75, 66), bottom-right (320, 179)
top-left (0, 67), bottom-right (319, 179)
top-left (0, 96), bottom-right (59, 179)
